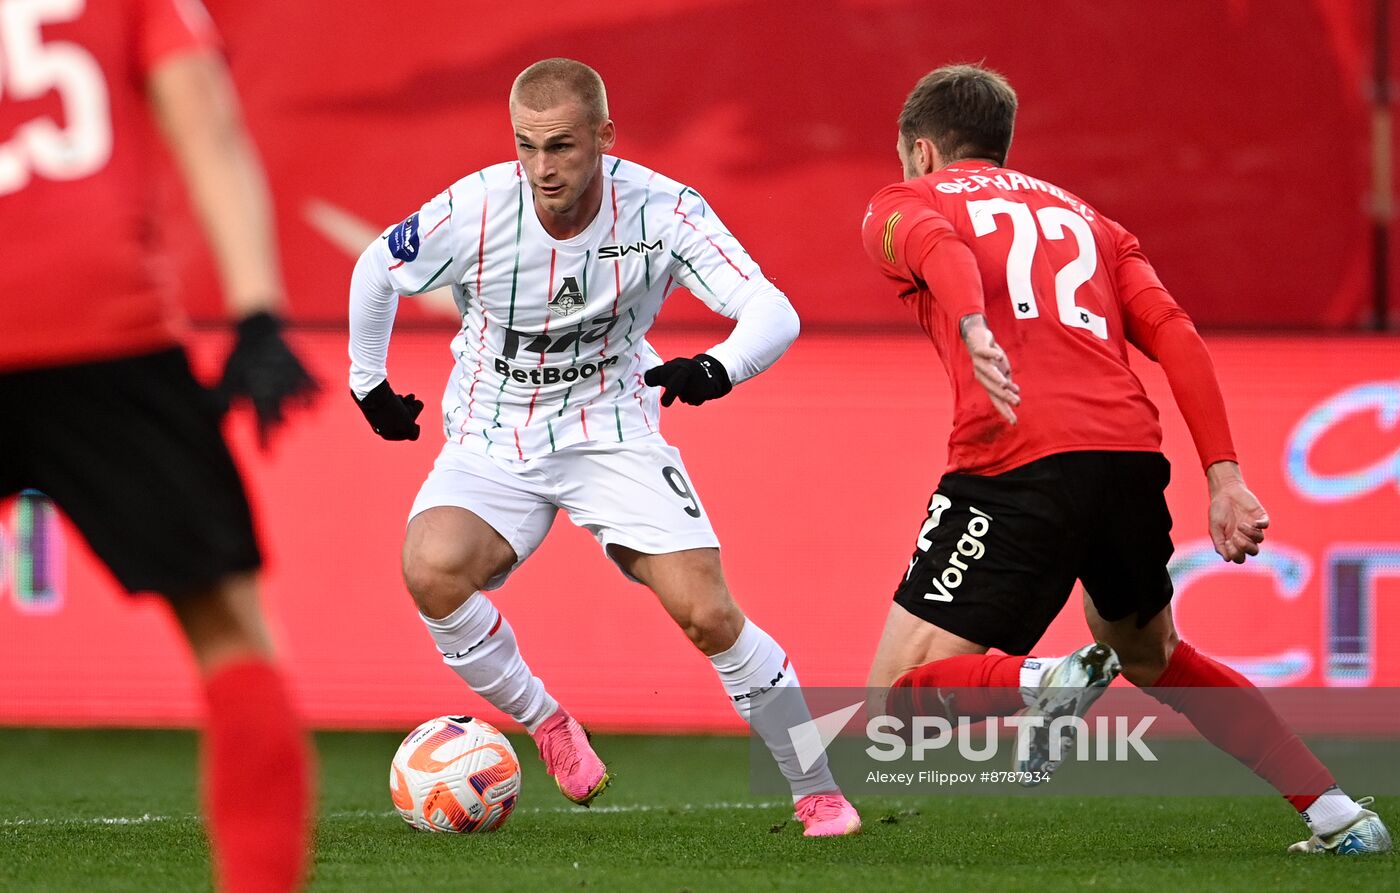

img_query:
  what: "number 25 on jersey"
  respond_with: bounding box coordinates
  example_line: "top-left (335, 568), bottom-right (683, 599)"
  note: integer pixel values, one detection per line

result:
top-left (0, 0), bottom-right (112, 196)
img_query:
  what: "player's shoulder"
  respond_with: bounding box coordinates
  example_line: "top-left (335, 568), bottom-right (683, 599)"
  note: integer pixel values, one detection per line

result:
top-left (448, 161), bottom-right (527, 200)
top-left (606, 156), bottom-right (697, 204)
top-left (402, 164), bottom-right (511, 215)
top-left (380, 164), bottom-right (520, 256)
top-left (863, 179), bottom-right (945, 240)
top-left (868, 178), bottom-right (932, 208)
top-left (415, 162), bottom-right (530, 234)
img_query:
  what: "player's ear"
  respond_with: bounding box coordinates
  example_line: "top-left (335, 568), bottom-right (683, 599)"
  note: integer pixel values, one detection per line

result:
top-left (914, 138), bottom-right (939, 175)
top-left (596, 118), bottom-right (616, 153)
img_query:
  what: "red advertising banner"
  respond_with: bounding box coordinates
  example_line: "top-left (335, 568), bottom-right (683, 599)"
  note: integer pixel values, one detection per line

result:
top-left (1, 332), bottom-right (1396, 732)
top-left (155, 0), bottom-right (1377, 329)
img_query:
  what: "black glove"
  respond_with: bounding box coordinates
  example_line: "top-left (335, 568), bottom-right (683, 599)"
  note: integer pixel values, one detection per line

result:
top-left (217, 311), bottom-right (320, 447)
top-left (354, 379), bottom-right (424, 441)
top-left (643, 353), bottom-right (732, 407)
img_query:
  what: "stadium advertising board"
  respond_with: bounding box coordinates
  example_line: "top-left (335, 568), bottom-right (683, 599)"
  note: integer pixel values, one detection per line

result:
top-left (0, 333), bottom-right (1396, 730)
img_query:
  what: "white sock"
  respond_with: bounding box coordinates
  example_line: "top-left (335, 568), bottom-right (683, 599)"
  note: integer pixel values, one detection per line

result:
top-left (420, 594), bottom-right (558, 733)
top-left (709, 620), bottom-right (838, 800)
top-left (1302, 786), bottom-right (1364, 837)
top-left (1018, 655), bottom-right (1062, 706)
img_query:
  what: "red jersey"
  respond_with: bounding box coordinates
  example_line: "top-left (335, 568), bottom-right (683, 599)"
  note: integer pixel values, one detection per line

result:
top-left (863, 160), bottom-right (1192, 475)
top-left (0, 0), bottom-right (218, 371)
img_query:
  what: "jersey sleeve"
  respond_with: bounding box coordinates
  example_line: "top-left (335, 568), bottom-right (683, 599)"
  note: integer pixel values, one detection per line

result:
top-left (378, 187), bottom-right (466, 297)
top-left (348, 242), bottom-right (400, 398)
top-left (699, 277), bottom-right (800, 385)
top-left (665, 188), bottom-right (764, 314)
top-left (861, 182), bottom-right (985, 323)
top-left (348, 185), bottom-right (469, 397)
top-left (661, 188), bottom-right (798, 384)
top-left (137, 0), bottom-right (221, 74)
top-left (1102, 215), bottom-right (1168, 304)
top-left (1116, 225), bottom-right (1238, 471)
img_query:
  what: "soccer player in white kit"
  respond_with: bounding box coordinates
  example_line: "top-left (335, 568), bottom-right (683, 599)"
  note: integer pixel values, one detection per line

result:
top-left (347, 58), bottom-right (859, 836)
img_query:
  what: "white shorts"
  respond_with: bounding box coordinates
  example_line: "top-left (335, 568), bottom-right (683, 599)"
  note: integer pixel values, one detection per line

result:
top-left (409, 433), bottom-right (720, 589)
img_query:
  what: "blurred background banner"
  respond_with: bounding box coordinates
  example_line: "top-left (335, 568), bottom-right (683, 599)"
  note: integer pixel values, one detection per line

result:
top-left (159, 0), bottom-right (1391, 330)
top-left (2, 332), bottom-right (1397, 731)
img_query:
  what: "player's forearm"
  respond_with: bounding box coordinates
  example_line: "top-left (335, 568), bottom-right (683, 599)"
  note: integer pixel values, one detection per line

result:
top-left (183, 133), bottom-right (283, 316)
top-left (348, 243), bottom-right (401, 398)
top-left (1152, 317), bottom-right (1238, 471)
top-left (150, 53), bottom-right (284, 318)
top-left (703, 279), bottom-right (799, 385)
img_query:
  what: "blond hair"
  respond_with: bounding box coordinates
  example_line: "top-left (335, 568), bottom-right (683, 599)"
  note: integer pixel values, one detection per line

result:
top-left (510, 58), bottom-right (609, 124)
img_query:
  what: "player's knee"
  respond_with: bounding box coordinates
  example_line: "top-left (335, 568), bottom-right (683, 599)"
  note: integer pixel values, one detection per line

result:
top-left (679, 599), bottom-right (744, 656)
top-left (167, 572), bottom-right (274, 671)
top-left (402, 544), bottom-right (486, 619)
top-left (1118, 631), bottom-right (1180, 687)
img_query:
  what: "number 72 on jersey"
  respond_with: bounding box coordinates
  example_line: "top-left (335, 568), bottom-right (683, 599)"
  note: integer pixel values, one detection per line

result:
top-left (967, 198), bottom-right (1109, 341)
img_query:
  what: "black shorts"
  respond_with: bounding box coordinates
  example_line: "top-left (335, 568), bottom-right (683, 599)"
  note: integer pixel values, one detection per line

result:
top-left (0, 348), bottom-right (261, 598)
top-left (893, 450), bottom-right (1174, 655)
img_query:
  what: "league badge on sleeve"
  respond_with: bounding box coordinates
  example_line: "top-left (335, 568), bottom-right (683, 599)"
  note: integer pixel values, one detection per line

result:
top-left (388, 213), bottom-right (421, 263)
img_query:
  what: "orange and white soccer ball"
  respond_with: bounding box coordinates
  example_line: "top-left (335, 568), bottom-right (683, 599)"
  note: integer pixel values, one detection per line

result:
top-left (389, 715), bottom-right (521, 832)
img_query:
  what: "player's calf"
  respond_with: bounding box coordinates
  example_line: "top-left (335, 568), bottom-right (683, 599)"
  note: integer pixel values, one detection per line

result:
top-left (617, 547), bottom-right (859, 830)
top-left (708, 620), bottom-right (862, 833)
top-left (1142, 639), bottom-right (1378, 849)
top-left (613, 545), bottom-right (743, 656)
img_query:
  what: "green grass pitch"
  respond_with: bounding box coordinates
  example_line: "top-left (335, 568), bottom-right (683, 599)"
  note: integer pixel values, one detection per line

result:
top-left (0, 727), bottom-right (1391, 891)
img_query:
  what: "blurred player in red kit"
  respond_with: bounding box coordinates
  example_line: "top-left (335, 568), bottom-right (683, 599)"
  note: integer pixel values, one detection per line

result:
top-left (0, 0), bottom-right (316, 888)
top-left (861, 63), bottom-right (1390, 855)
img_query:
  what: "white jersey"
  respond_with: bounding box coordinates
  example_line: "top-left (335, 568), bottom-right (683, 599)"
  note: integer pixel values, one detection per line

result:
top-left (349, 156), bottom-right (798, 459)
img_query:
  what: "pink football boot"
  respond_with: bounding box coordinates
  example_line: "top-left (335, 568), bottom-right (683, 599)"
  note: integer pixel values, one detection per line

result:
top-left (794, 793), bottom-right (861, 837)
top-left (530, 707), bottom-right (610, 806)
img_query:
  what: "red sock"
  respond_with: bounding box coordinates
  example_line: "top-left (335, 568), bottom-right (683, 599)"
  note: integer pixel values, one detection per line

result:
top-left (204, 659), bottom-right (313, 893)
top-left (1147, 641), bottom-right (1334, 810)
top-left (891, 653), bottom-right (1027, 721)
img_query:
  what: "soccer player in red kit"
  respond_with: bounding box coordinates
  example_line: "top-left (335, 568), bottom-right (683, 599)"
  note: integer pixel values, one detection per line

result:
top-left (860, 64), bottom-right (1390, 855)
top-left (0, 0), bottom-right (315, 888)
